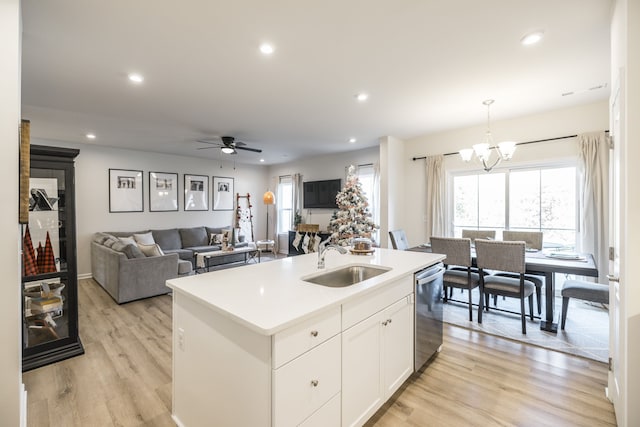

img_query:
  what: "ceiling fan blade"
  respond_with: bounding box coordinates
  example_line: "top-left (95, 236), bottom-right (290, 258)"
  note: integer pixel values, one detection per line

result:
top-left (196, 146), bottom-right (219, 150)
top-left (234, 141), bottom-right (247, 147)
top-left (196, 139), bottom-right (219, 145)
top-left (235, 146), bottom-right (262, 153)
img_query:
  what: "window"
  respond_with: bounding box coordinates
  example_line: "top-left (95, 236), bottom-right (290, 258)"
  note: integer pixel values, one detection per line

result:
top-left (452, 165), bottom-right (577, 247)
top-left (355, 164), bottom-right (380, 242)
top-left (277, 175), bottom-right (293, 233)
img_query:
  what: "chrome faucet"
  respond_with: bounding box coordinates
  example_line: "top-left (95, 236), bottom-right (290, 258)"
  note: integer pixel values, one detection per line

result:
top-left (318, 244), bottom-right (347, 269)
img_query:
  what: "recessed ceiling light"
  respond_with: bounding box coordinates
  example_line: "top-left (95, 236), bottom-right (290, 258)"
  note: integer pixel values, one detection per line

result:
top-left (349, 138), bottom-right (357, 143)
top-left (259, 43), bottom-right (275, 55)
top-left (355, 93), bottom-right (368, 102)
top-left (86, 133), bottom-right (96, 140)
top-left (260, 158), bottom-right (265, 162)
top-left (128, 73), bottom-right (144, 83)
top-left (521, 31), bottom-right (544, 46)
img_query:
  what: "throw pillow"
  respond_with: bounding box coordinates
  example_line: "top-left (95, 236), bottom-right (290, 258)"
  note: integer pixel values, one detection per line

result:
top-left (138, 243), bottom-right (165, 257)
top-left (134, 232), bottom-right (156, 246)
top-left (103, 237), bottom-right (118, 248)
top-left (209, 233), bottom-right (225, 245)
top-left (123, 244), bottom-right (145, 259)
top-left (119, 236), bottom-right (137, 247)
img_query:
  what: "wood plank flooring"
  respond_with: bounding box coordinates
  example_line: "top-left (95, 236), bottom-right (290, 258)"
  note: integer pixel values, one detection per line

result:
top-left (23, 279), bottom-right (616, 426)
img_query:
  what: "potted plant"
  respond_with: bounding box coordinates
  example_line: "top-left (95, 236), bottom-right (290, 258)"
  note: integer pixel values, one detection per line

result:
top-left (294, 210), bottom-right (302, 230)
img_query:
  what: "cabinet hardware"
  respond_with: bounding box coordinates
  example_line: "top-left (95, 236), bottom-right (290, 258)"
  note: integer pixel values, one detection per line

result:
top-left (310, 330), bottom-right (318, 337)
top-left (607, 275), bottom-right (620, 283)
top-left (310, 380), bottom-right (319, 387)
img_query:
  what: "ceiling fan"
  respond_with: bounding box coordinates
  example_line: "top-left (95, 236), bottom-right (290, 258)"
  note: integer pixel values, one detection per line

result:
top-left (196, 136), bottom-right (262, 155)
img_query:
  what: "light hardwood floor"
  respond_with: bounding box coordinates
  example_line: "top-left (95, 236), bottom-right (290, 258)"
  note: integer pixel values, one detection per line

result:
top-left (23, 279), bottom-right (616, 426)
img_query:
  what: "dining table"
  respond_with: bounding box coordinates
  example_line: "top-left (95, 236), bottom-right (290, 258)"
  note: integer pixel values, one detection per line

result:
top-left (409, 244), bottom-right (598, 333)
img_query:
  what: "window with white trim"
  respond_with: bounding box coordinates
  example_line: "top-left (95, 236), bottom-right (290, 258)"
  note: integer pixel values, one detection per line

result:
top-left (277, 175), bottom-right (293, 233)
top-left (452, 165), bottom-right (577, 247)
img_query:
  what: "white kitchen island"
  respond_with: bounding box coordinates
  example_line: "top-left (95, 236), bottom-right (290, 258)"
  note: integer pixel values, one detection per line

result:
top-left (167, 247), bottom-right (444, 427)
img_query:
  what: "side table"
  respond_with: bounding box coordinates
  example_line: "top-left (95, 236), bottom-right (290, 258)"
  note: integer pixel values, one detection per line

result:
top-left (256, 240), bottom-right (275, 254)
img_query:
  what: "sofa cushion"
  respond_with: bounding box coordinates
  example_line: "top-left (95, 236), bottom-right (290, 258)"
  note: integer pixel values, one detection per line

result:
top-left (94, 232), bottom-right (116, 244)
top-left (163, 248), bottom-right (194, 261)
top-left (180, 227), bottom-right (209, 248)
top-left (138, 243), bottom-right (165, 257)
top-left (206, 227), bottom-right (226, 236)
top-left (151, 228), bottom-right (182, 250)
top-left (134, 232), bottom-right (155, 245)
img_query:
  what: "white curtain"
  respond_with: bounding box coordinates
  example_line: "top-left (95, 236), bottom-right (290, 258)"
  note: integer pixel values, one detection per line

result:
top-left (269, 176), bottom-right (279, 252)
top-left (425, 155), bottom-right (445, 239)
top-left (372, 163), bottom-right (381, 245)
top-left (292, 173), bottom-right (303, 229)
top-left (577, 131), bottom-right (609, 283)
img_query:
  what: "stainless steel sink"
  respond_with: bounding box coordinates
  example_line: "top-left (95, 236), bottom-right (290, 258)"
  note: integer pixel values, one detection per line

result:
top-left (302, 264), bottom-right (391, 287)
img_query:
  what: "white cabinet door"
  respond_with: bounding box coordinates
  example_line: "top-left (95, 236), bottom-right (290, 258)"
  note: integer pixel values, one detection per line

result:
top-left (382, 296), bottom-right (414, 397)
top-left (341, 311), bottom-right (383, 427)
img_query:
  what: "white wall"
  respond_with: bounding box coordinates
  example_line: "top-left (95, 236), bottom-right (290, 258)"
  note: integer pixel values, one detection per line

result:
top-left (611, 0), bottom-right (640, 425)
top-left (267, 146), bottom-right (379, 232)
top-left (402, 100), bottom-right (609, 243)
top-left (31, 139), bottom-right (269, 277)
top-left (0, 0), bottom-right (22, 424)
top-left (379, 136), bottom-right (406, 248)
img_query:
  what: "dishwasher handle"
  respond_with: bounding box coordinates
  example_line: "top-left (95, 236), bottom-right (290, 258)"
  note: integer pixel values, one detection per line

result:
top-left (416, 263), bottom-right (445, 285)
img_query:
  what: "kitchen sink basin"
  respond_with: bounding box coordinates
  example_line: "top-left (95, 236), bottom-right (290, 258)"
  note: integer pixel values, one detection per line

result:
top-left (302, 264), bottom-right (391, 287)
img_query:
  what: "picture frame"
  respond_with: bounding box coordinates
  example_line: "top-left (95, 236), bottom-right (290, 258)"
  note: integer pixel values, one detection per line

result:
top-left (184, 174), bottom-right (209, 211)
top-left (149, 171), bottom-right (178, 212)
top-left (212, 176), bottom-right (234, 211)
top-left (109, 169), bottom-right (143, 212)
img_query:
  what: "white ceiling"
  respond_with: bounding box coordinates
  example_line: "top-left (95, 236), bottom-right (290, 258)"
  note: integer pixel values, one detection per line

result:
top-left (20, 0), bottom-right (612, 165)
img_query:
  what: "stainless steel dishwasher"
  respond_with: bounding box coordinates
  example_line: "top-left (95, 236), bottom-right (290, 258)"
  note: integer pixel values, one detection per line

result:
top-left (414, 262), bottom-right (445, 372)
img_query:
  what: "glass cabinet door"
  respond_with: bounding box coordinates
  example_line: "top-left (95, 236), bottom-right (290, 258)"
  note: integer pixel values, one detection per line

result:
top-left (22, 145), bottom-right (82, 371)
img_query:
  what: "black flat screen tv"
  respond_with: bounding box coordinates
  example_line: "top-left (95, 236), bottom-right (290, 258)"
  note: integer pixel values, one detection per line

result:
top-left (303, 179), bottom-right (341, 209)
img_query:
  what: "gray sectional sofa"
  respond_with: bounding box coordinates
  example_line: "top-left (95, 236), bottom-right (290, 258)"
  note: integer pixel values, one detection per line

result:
top-left (91, 226), bottom-right (249, 304)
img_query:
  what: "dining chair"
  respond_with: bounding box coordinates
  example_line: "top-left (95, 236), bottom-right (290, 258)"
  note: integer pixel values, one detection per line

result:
top-left (496, 230), bottom-right (544, 314)
top-left (502, 230), bottom-right (543, 250)
top-left (389, 229), bottom-right (409, 250)
top-left (430, 237), bottom-right (479, 321)
top-left (475, 239), bottom-right (536, 334)
top-left (461, 229), bottom-right (496, 244)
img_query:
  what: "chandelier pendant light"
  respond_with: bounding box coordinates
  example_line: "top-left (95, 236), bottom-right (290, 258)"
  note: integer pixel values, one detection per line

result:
top-left (459, 99), bottom-right (517, 172)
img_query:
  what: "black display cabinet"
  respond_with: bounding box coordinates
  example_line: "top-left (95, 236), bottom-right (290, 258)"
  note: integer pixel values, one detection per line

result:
top-left (21, 145), bottom-right (83, 371)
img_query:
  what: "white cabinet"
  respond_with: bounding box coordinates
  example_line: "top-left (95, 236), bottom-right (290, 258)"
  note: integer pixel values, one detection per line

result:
top-left (342, 295), bottom-right (414, 427)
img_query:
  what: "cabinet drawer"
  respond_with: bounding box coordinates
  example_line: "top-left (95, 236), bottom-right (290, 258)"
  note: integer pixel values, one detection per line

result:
top-left (299, 392), bottom-right (341, 427)
top-left (273, 334), bottom-right (341, 427)
top-left (273, 306), bottom-right (341, 368)
top-left (342, 275), bottom-right (412, 330)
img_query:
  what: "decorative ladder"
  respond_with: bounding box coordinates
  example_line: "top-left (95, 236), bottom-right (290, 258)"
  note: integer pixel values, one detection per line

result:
top-left (236, 193), bottom-right (255, 243)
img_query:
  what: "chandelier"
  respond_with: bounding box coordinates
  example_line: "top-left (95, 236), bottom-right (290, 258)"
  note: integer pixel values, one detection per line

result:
top-left (459, 99), bottom-right (517, 172)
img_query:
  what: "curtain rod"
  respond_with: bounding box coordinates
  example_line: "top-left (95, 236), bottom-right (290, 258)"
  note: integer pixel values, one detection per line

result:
top-left (411, 131), bottom-right (609, 161)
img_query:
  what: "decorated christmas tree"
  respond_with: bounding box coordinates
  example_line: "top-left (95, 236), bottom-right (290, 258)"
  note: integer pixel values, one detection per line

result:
top-left (329, 165), bottom-right (378, 246)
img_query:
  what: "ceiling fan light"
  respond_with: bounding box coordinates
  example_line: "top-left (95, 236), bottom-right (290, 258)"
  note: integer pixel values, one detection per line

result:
top-left (221, 146), bottom-right (235, 154)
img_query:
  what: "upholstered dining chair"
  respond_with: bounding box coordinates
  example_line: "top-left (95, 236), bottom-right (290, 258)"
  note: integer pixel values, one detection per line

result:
top-left (430, 237), bottom-right (479, 321)
top-left (496, 230), bottom-right (544, 314)
top-left (389, 229), bottom-right (410, 251)
top-left (502, 230), bottom-right (544, 250)
top-left (461, 229), bottom-right (496, 244)
top-left (475, 239), bottom-right (536, 334)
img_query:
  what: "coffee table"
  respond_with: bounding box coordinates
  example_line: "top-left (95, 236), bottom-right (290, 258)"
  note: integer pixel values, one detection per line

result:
top-left (195, 247), bottom-right (259, 273)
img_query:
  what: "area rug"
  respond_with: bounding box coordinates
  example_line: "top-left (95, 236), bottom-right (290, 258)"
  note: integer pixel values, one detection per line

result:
top-left (443, 286), bottom-right (609, 363)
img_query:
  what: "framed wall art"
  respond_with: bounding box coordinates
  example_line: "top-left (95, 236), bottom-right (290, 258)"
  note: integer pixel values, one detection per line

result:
top-left (109, 169), bottom-right (143, 212)
top-left (212, 176), bottom-right (234, 211)
top-left (149, 171), bottom-right (178, 211)
top-left (184, 174), bottom-right (209, 211)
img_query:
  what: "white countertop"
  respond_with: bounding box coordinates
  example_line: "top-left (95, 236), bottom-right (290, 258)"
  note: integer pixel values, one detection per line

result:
top-left (167, 248), bottom-right (444, 335)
